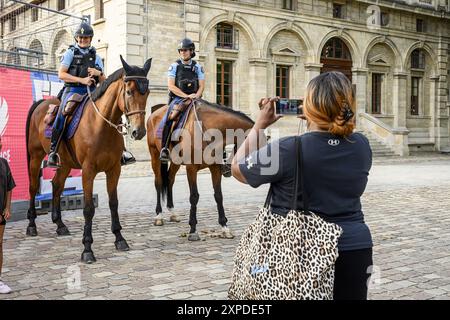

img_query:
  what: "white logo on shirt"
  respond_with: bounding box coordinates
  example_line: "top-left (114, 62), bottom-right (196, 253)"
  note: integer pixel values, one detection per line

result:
top-left (246, 155), bottom-right (254, 169)
top-left (328, 139), bottom-right (340, 146)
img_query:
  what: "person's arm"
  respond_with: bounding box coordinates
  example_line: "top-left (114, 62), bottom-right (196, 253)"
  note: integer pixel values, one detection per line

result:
top-left (3, 191), bottom-right (11, 221)
top-left (3, 162), bottom-right (15, 221)
top-left (88, 55), bottom-right (106, 83)
top-left (191, 64), bottom-right (205, 99)
top-left (195, 79), bottom-right (205, 98)
top-left (231, 97), bottom-right (283, 184)
top-left (58, 66), bottom-right (94, 86)
top-left (168, 78), bottom-right (189, 99)
top-left (88, 67), bottom-right (106, 83)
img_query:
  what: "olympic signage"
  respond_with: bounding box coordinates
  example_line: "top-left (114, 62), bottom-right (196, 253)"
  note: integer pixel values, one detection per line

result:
top-left (0, 66), bottom-right (81, 201)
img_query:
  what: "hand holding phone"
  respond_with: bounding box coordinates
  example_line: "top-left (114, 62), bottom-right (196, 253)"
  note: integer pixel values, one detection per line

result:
top-left (255, 97), bottom-right (283, 130)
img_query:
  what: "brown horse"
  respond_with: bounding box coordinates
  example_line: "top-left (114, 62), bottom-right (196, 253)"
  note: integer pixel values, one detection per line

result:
top-left (147, 99), bottom-right (255, 241)
top-left (25, 56), bottom-right (152, 263)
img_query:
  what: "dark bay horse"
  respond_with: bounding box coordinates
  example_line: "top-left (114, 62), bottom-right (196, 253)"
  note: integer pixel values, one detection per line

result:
top-left (25, 56), bottom-right (152, 263)
top-left (147, 99), bottom-right (255, 241)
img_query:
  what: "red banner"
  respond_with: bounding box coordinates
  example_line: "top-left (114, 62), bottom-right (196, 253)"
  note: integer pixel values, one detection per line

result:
top-left (0, 67), bottom-right (34, 201)
top-left (0, 66), bottom-right (67, 201)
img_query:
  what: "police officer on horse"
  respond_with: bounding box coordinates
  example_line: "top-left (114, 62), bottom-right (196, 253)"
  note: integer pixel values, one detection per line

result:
top-left (47, 21), bottom-right (136, 168)
top-left (159, 38), bottom-right (205, 163)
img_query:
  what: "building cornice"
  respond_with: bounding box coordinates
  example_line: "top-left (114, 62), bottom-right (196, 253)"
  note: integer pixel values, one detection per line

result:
top-left (199, 1), bottom-right (450, 45)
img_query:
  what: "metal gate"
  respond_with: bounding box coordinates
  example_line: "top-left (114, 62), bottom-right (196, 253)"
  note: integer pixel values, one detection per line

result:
top-left (1, 0), bottom-right (87, 71)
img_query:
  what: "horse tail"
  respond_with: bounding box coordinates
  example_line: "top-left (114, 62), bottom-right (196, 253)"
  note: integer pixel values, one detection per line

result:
top-left (160, 162), bottom-right (170, 203)
top-left (25, 99), bottom-right (44, 176)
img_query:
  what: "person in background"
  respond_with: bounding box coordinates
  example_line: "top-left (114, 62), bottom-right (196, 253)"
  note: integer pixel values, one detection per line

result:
top-left (0, 135), bottom-right (16, 294)
top-left (231, 71), bottom-right (373, 300)
top-left (48, 21), bottom-right (136, 168)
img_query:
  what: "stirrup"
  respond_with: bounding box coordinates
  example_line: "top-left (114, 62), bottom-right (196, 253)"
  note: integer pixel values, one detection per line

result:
top-left (221, 163), bottom-right (232, 178)
top-left (47, 152), bottom-right (61, 168)
top-left (159, 148), bottom-right (171, 163)
top-left (121, 151), bottom-right (136, 166)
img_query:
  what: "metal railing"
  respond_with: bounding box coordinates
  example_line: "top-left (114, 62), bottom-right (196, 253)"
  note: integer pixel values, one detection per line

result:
top-left (0, 0), bottom-right (87, 70)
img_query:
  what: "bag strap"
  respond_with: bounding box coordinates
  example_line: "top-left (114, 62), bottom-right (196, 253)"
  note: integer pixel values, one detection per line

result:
top-left (263, 136), bottom-right (310, 214)
top-left (290, 136), bottom-right (300, 211)
top-left (294, 136), bottom-right (310, 214)
top-left (263, 185), bottom-right (273, 209)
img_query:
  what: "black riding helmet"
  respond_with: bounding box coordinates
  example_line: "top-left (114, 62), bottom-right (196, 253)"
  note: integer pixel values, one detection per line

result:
top-left (74, 22), bottom-right (94, 40)
top-left (178, 38), bottom-right (196, 58)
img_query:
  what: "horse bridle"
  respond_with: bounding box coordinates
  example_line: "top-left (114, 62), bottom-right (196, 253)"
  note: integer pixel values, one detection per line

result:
top-left (123, 75), bottom-right (148, 118)
top-left (86, 75), bottom-right (148, 136)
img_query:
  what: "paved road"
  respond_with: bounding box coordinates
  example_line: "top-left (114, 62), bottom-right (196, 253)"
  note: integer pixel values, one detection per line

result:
top-left (1, 156), bottom-right (450, 300)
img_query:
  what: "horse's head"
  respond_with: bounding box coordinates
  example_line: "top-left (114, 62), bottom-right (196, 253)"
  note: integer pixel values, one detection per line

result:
top-left (119, 55), bottom-right (152, 140)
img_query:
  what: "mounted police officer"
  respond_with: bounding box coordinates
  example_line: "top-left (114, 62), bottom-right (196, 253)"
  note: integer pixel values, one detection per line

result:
top-left (159, 38), bottom-right (205, 163)
top-left (47, 21), bottom-right (136, 168)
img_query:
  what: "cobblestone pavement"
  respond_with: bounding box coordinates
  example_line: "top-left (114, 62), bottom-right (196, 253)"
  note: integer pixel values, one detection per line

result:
top-left (1, 155), bottom-right (450, 300)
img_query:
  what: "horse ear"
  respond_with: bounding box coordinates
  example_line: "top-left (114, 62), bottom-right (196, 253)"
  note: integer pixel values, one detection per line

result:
top-left (144, 58), bottom-right (152, 75)
top-left (120, 55), bottom-right (133, 75)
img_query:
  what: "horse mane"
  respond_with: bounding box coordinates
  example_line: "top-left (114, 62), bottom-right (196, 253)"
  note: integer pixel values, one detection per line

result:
top-left (198, 99), bottom-right (255, 125)
top-left (91, 68), bottom-right (125, 101)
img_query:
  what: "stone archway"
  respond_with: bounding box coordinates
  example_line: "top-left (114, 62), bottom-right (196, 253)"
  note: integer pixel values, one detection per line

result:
top-left (51, 29), bottom-right (72, 68)
top-left (320, 37), bottom-right (353, 81)
top-left (266, 29), bottom-right (307, 101)
top-left (27, 39), bottom-right (44, 67)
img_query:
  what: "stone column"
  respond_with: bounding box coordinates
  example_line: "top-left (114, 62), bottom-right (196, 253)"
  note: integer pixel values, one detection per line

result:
top-left (125, 0), bottom-right (147, 160)
top-left (392, 72), bottom-right (409, 156)
top-left (392, 72), bottom-right (408, 130)
top-left (126, 0), bottom-right (145, 66)
top-left (430, 76), bottom-right (439, 143)
top-left (304, 63), bottom-right (322, 88)
top-left (248, 58), bottom-right (269, 117)
top-left (184, 0), bottom-right (200, 47)
top-left (352, 68), bottom-right (368, 125)
top-left (435, 39), bottom-right (449, 150)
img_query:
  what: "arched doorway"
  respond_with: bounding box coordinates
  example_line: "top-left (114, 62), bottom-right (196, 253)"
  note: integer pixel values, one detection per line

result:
top-left (320, 37), bottom-right (352, 81)
top-left (27, 39), bottom-right (44, 67)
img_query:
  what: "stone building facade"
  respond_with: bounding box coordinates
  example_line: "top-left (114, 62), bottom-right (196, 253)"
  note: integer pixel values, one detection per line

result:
top-left (1, 0), bottom-right (450, 159)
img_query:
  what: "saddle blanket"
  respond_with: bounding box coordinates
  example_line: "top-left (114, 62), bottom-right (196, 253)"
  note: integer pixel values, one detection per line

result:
top-left (44, 95), bottom-right (89, 140)
top-left (156, 98), bottom-right (194, 141)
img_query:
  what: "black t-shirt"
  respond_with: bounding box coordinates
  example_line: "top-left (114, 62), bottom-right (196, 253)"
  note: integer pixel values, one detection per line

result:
top-left (239, 131), bottom-right (373, 251)
top-left (0, 157), bottom-right (16, 214)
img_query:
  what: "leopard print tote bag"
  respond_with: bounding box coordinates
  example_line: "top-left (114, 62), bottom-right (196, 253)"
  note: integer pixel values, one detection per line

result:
top-left (228, 137), bottom-right (343, 300)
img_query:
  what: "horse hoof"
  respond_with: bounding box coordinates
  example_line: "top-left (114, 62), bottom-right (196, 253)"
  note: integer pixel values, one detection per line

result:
top-left (222, 231), bottom-right (235, 239)
top-left (81, 251), bottom-right (97, 264)
top-left (169, 214), bottom-right (180, 223)
top-left (115, 240), bottom-right (130, 251)
top-left (188, 233), bottom-right (201, 241)
top-left (56, 226), bottom-right (70, 236)
top-left (26, 226), bottom-right (38, 237)
top-left (221, 227), bottom-right (235, 239)
top-left (154, 219), bottom-right (164, 226)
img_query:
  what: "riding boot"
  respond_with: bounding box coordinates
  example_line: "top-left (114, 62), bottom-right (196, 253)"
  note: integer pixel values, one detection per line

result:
top-left (47, 121), bottom-right (65, 168)
top-left (159, 119), bottom-right (173, 163)
top-left (121, 149), bottom-right (136, 166)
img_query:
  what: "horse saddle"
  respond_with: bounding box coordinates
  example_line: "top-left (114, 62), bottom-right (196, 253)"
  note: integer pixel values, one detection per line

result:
top-left (43, 93), bottom-right (87, 126)
top-left (168, 98), bottom-right (192, 121)
top-left (44, 103), bottom-right (60, 125)
top-left (62, 93), bottom-right (86, 116)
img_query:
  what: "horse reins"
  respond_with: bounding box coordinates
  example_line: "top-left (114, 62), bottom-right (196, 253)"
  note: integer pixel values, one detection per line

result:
top-left (189, 98), bottom-right (201, 130)
top-left (86, 75), bottom-right (148, 136)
